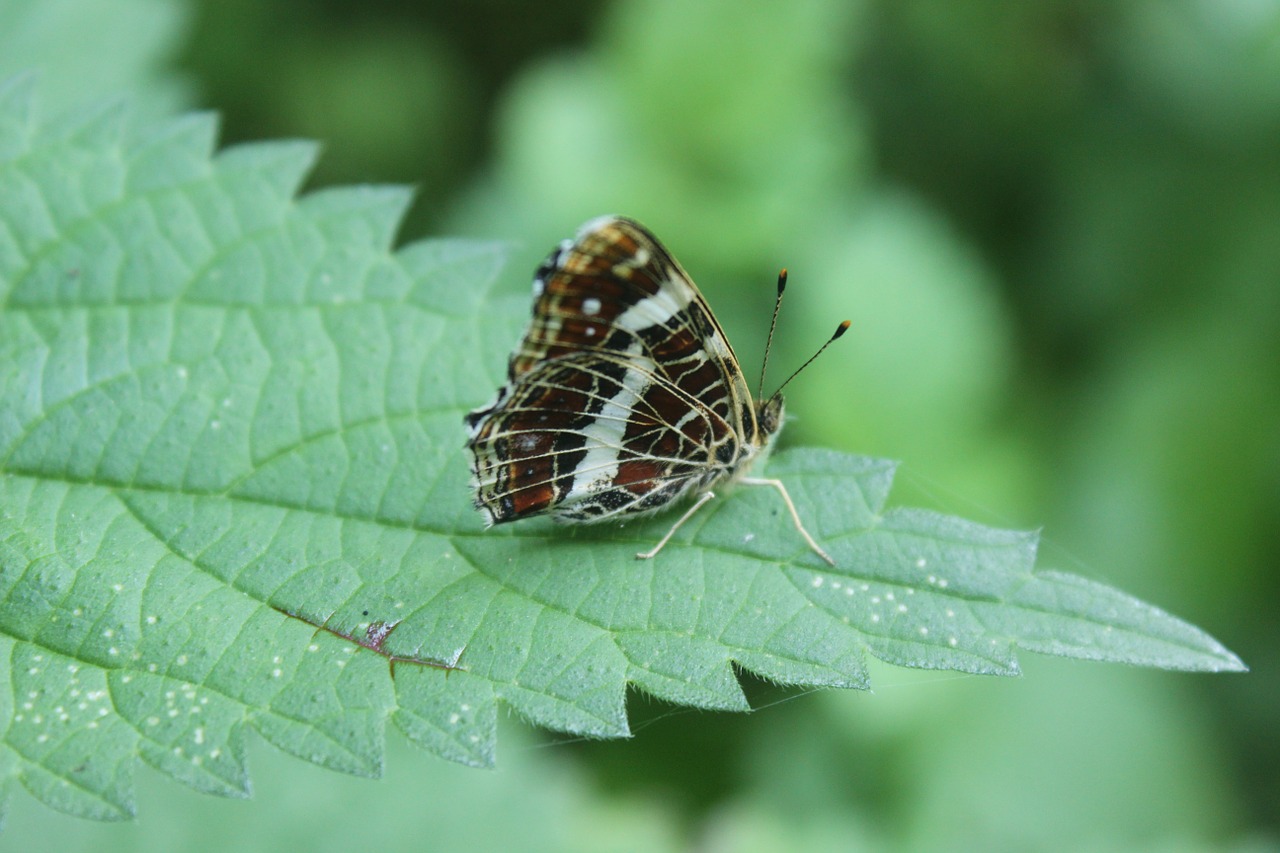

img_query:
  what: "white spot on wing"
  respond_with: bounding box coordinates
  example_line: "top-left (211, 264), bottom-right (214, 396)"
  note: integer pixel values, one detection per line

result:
top-left (565, 341), bottom-right (653, 502)
top-left (614, 276), bottom-right (692, 332)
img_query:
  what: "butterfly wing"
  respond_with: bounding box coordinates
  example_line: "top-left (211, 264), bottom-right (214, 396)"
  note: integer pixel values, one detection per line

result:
top-left (466, 216), bottom-right (759, 524)
top-left (467, 351), bottom-right (712, 523)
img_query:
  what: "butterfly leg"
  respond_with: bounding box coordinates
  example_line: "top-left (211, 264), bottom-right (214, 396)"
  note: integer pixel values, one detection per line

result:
top-left (738, 477), bottom-right (836, 566)
top-left (636, 491), bottom-right (717, 560)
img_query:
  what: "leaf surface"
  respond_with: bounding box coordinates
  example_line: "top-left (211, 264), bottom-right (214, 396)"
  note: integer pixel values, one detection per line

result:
top-left (0, 79), bottom-right (1244, 821)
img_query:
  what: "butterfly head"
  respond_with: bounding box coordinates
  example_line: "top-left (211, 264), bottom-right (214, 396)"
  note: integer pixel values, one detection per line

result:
top-left (757, 394), bottom-right (785, 438)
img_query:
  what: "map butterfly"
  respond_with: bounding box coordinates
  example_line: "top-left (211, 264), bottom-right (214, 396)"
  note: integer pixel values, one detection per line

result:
top-left (465, 216), bottom-right (848, 565)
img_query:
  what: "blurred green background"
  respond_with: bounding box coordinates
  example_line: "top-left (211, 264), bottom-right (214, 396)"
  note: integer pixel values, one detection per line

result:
top-left (5, 0), bottom-right (1276, 850)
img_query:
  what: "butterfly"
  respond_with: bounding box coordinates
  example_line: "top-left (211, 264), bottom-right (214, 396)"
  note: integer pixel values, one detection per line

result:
top-left (464, 215), bottom-right (847, 565)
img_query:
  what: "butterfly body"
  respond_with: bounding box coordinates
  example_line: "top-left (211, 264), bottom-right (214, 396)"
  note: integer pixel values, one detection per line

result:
top-left (465, 216), bottom-right (834, 564)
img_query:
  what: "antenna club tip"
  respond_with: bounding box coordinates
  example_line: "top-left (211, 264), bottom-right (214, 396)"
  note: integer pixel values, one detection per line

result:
top-left (776, 269), bottom-right (788, 293)
top-left (833, 319), bottom-right (851, 339)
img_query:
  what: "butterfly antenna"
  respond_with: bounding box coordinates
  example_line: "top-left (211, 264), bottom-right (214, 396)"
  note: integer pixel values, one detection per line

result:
top-left (757, 269), bottom-right (788, 399)
top-left (767, 319), bottom-right (851, 403)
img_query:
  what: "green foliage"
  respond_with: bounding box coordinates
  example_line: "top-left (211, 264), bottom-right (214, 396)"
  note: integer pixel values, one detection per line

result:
top-left (3, 727), bottom-right (686, 853)
top-left (0, 0), bottom-right (189, 117)
top-left (0, 75), bottom-right (1243, 825)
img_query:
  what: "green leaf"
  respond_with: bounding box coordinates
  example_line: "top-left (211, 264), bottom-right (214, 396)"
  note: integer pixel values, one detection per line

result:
top-left (0, 78), bottom-right (1245, 822)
